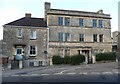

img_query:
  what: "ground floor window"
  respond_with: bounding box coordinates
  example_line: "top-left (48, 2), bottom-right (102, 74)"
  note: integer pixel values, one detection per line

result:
top-left (29, 45), bottom-right (37, 56)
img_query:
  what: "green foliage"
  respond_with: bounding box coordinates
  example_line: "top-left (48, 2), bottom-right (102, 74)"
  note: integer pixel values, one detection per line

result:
top-left (52, 55), bottom-right (63, 64)
top-left (96, 52), bottom-right (116, 61)
top-left (52, 54), bottom-right (85, 65)
top-left (63, 56), bottom-right (71, 64)
top-left (70, 54), bottom-right (85, 65)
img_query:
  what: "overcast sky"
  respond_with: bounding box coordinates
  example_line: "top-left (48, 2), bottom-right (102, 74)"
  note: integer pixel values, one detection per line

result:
top-left (0, 0), bottom-right (119, 40)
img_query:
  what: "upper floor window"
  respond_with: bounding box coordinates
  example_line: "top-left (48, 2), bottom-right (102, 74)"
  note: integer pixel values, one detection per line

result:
top-left (29, 45), bottom-right (37, 56)
top-left (79, 19), bottom-right (84, 27)
top-left (79, 34), bottom-right (84, 42)
top-left (65, 33), bottom-right (70, 42)
top-left (58, 33), bottom-right (63, 42)
top-left (30, 30), bottom-right (36, 39)
top-left (58, 17), bottom-right (63, 26)
top-left (98, 20), bottom-right (102, 28)
top-left (93, 34), bottom-right (97, 42)
top-left (92, 19), bottom-right (97, 28)
top-left (65, 17), bottom-right (70, 26)
top-left (17, 29), bottom-right (22, 38)
top-left (99, 34), bottom-right (103, 42)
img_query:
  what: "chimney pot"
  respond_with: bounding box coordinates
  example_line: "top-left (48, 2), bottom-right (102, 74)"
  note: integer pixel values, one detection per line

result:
top-left (25, 13), bottom-right (31, 18)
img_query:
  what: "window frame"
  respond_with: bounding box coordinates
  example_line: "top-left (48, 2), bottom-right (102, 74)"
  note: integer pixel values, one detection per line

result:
top-left (17, 29), bottom-right (22, 38)
top-left (64, 17), bottom-right (70, 26)
top-left (98, 20), bottom-right (102, 28)
top-left (99, 34), bottom-right (103, 42)
top-left (79, 34), bottom-right (84, 42)
top-left (30, 30), bottom-right (37, 40)
top-left (79, 18), bottom-right (84, 27)
top-left (92, 19), bottom-right (97, 28)
top-left (58, 17), bottom-right (63, 26)
top-left (58, 33), bottom-right (64, 42)
top-left (93, 34), bottom-right (97, 42)
top-left (65, 33), bottom-right (70, 42)
top-left (29, 45), bottom-right (37, 56)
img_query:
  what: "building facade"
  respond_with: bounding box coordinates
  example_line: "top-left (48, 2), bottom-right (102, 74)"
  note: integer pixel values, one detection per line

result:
top-left (3, 14), bottom-right (51, 69)
top-left (112, 31), bottom-right (119, 52)
top-left (3, 2), bottom-right (112, 68)
top-left (45, 2), bottom-right (112, 63)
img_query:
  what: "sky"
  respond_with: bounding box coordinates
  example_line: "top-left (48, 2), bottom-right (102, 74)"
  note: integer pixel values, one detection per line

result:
top-left (0, 0), bottom-right (119, 40)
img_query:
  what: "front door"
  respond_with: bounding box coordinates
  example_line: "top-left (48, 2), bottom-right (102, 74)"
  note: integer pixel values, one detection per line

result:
top-left (16, 48), bottom-right (23, 69)
top-left (16, 48), bottom-right (23, 56)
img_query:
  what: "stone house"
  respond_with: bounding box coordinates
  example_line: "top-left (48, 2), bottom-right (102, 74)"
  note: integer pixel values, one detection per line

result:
top-left (45, 2), bottom-right (112, 63)
top-left (3, 2), bottom-right (113, 68)
top-left (3, 14), bottom-right (51, 69)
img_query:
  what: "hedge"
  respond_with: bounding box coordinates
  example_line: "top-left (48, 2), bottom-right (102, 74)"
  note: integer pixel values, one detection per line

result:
top-left (70, 54), bottom-right (85, 65)
top-left (96, 52), bottom-right (116, 61)
top-left (52, 54), bottom-right (85, 65)
top-left (64, 56), bottom-right (71, 64)
top-left (52, 55), bottom-right (63, 64)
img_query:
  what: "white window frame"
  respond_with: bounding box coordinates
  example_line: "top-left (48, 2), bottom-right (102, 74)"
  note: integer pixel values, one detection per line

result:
top-left (17, 29), bottom-right (22, 38)
top-left (29, 45), bottom-right (37, 56)
top-left (30, 30), bottom-right (37, 39)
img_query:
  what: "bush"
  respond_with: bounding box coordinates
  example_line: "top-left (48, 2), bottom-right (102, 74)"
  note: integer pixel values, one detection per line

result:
top-left (52, 55), bottom-right (63, 64)
top-left (70, 54), bottom-right (85, 65)
top-left (63, 56), bottom-right (71, 64)
top-left (96, 52), bottom-right (116, 61)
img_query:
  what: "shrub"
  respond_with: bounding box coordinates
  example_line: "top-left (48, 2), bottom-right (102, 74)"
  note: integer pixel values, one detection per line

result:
top-left (52, 55), bottom-right (63, 64)
top-left (96, 52), bottom-right (116, 61)
top-left (63, 56), bottom-right (71, 64)
top-left (70, 54), bottom-right (85, 65)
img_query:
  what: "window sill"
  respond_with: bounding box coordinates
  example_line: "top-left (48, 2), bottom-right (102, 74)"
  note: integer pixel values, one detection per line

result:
top-left (29, 55), bottom-right (36, 57)
top-left (30, 38), bottom-right (37, 40)
top-left (17, 37), bottom-right (22, 39)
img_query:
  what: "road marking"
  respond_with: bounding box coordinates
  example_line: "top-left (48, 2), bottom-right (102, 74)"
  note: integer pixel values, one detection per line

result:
top-left (30, 74), bottom-right (40, 76)
top-left (20, 74), bottom-right (29, 77)
top-left (102, 72), bottom-right (113, 75)
top-left (41, 74), bottom-right (50, 76)
top-left (11, 75), bottom-right (20, 77)
top-left (90, 72), bottom-right (101, 75)
top-left (67, 72), bottom-right (76, 75)
top-left (79, 72), bottom-right (88, 75)
top-left (53, 73), bottom-right (63, 75)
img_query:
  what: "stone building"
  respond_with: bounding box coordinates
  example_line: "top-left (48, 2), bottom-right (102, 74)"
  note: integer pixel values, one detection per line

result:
top-left (112, 31), bottom-right (119, 52)
top-left (3, 2), bottom-right (112, 68)
top-left (45, 2), bottom-right (112, 63)
top-left (3, 14), bottom-right (51, 69)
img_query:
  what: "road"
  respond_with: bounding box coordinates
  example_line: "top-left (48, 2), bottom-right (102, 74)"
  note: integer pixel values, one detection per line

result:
top-left (2, 62), bottom-right (119, 82)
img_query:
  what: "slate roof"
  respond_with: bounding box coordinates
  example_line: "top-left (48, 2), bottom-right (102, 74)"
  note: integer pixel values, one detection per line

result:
top-left (5, 17), bottom-right (47, 27)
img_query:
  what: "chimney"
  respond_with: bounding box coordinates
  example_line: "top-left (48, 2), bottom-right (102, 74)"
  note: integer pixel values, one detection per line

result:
top-left (97, 9), bottom-right (103, 14)
top-left (44, 2), bottom-right (51, 21)
top-left (25, 13), bottom-right (31, 18)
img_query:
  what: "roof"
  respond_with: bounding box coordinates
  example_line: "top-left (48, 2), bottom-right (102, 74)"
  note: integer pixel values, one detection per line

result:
top-left (47, 9), bottom-right (111, 19)
top-left (5, 17), bottom-right (47, 27)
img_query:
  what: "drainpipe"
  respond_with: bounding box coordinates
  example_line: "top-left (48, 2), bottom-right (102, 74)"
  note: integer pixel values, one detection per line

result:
top-left (47, 28), bottom-right (52, 65)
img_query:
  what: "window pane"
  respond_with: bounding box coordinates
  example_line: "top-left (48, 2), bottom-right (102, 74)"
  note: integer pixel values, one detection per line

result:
top-left (92, 19), bottom-right (97, 28)
top-left (79, 19), bottom-right (84, 27)
top-left (17, 29), bottom-right (22, 37)
top-left (98, 20), bottom-right (102, 28)
top-left (58, 33), bottom-right (63, 42)
top-left (58, 17), bottom-right (63, 26)
top-left (65, 33), bottom-right (70, 42)
top-left (30, 30), bottom-right (36, 39)
top-left (79, 34), bottom-right (84, 42)
top-left (65, 17), bottom-right (70, 26)
top-left (30, 46), bottom-right (36, 55)
top-left (17, 49), bottom-right (22, 54)
top-left (99, 34), bottom-right (103, 42)
top-left (93, 34), bottom-right (97, 42)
